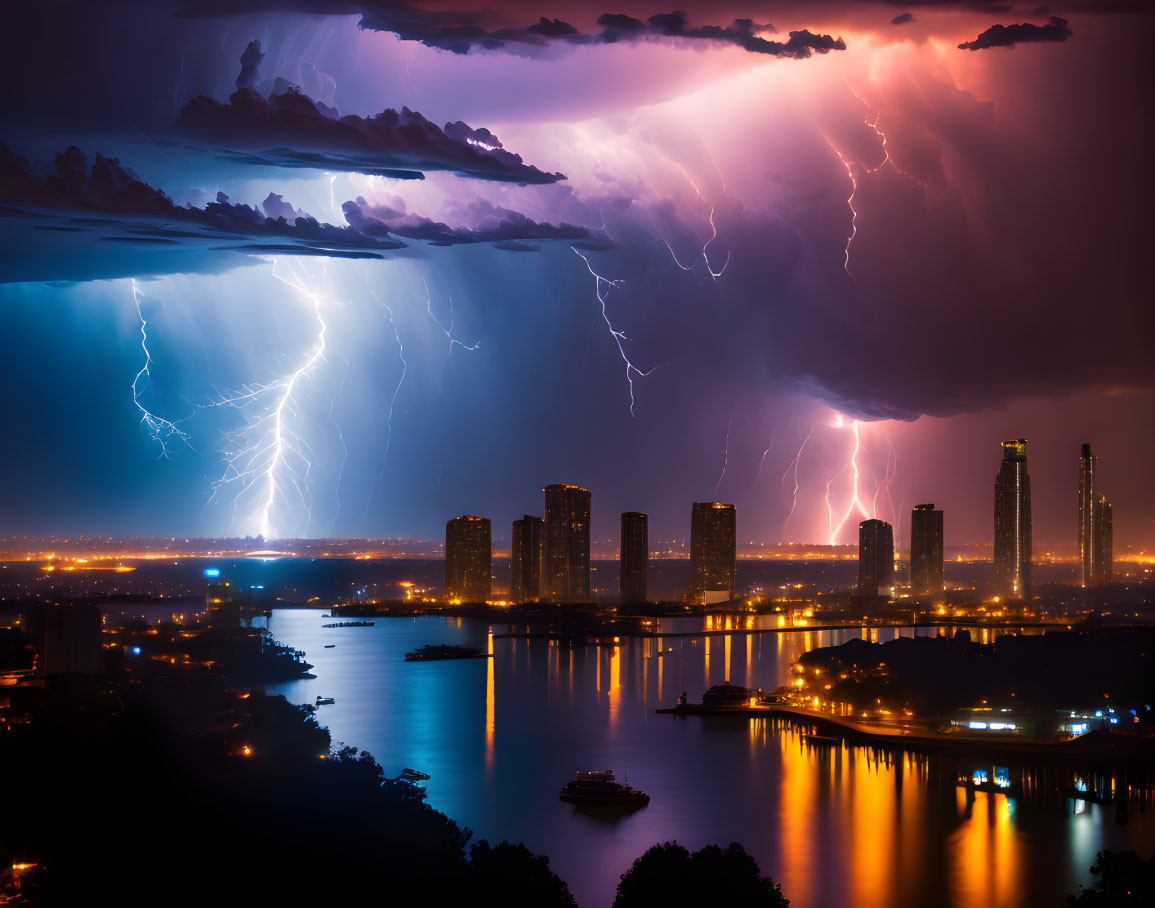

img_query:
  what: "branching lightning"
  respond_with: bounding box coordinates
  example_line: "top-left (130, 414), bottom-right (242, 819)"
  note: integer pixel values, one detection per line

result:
top-left (423, 277), bottom-right (481, 352)
top-left (824, 414), bottom-right (871, 545)
top-left (574, 247), bottom-right (660, 417)
top-left (129, 279), bottom-right (193, 457)
top-left (205, 259), bottom-right (332, 539)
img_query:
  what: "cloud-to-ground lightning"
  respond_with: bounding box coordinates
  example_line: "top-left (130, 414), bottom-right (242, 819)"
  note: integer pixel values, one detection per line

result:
top-left (655, 159), bottom-right (730, 282)
top-left (824, 414), bottom-right (871, 544)
top-left (205, 259), bottom-right (332, 539)
top-left (573, 247), bottom-right (660, 417)
top-left (129, 279), bottom-right (193, 457)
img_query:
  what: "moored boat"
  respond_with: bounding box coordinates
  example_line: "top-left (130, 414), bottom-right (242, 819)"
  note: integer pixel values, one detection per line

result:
top-left (559, 770), bottom-right (650, 806)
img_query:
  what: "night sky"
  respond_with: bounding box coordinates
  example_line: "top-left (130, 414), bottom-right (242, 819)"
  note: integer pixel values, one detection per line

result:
top-left (1, 0), bottom-right (1152, 546)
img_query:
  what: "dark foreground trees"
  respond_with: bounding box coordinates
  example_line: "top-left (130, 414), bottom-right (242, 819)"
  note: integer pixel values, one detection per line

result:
top-left (1069, 850), bottom-right (1155, 906)
top-left (615, 842), bottom-right (788, 908)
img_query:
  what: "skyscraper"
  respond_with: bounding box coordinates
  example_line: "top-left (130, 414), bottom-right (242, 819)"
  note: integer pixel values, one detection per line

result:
top-left (1094, 495), bottom-right (1113, 585)
top-left (1079, 443), bottom-right (1096, 587)
top-left (690, 502), bottom-right (736, 603)
top-left (511, 515), bottom-right (543, 603)
top-left (910, 504), bottom-right (944, 597)
top-left (620, 512), bottom-right (648, 602)
top-left (994, 439), bottom-right (1032, 598)
top-left (543, 484), bottom-right (591, 601)
top-left (858, 519), bottom-right (895, 598)
top-left (445, 515), bottom-right (491, 601)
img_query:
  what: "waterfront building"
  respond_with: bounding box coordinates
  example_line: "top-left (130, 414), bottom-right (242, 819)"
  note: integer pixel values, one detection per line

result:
top-left (543, 484), bottom-right (591, 601)
top-left (445, 515), bottom-right (491, 601)
top-left (910, 504), bottom-right (944, 597)
top-left (511, 515), bottom-right (543, 602)
top-left (1079, 443), bottom-right (1096, 587)
top-left (994, 439), bottom-right (1032, 598)
top-left (619, 512), bottom-right (648, 602)
top-left (857, 519), bottom-right (895, 598)
top-left (690, 502), bottom-right (736, 603)
top-left (1094, 495), bottom-right (1113, 585)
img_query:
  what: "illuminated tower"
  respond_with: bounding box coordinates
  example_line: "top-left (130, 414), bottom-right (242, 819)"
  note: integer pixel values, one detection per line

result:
top-left (620, 512), bottom-right (648, 602)
top-left (511, 515), bottom-right (543, 603)
top-left (543, 484), bottom-right (591, 601)
top-left (909, 504), bottom-right (944, 597)
top-left (445, 515), bottom-right (491, 602)
top-left (1079, 443), bottom-right (1096, 587)
top-left (1093, 495), bottom-right (1113, 585)
top-left (858, 519), bottom-right (895, 598)
top-left (690, 502), bottom-right (736, 603)
top-left (994, 439), bottom-right (1032, 598)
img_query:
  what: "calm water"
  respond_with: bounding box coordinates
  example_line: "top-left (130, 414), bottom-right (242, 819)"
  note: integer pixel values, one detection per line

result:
top-left (267, 612), bottom-right (1154, 908)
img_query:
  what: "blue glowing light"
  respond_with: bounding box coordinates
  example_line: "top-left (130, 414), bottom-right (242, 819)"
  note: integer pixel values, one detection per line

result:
top-left (204, 568), bottom-right (221, 577)
top-left (131, 646), bottom-right (142, 655)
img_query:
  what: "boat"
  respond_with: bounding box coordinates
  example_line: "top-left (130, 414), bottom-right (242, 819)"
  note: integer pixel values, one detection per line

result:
top-left (404, 644), bottom-right (488, 662)
top-left (324, 644), bottom-right (336, 648)
top-left (804, 733), bottom-right (840, 745)
top-left (560, 770), bottom-right (650, 806)
top-left (315, 696), bottom-right (335, 706)
top-left (322, 620), bottom-right (374, 628)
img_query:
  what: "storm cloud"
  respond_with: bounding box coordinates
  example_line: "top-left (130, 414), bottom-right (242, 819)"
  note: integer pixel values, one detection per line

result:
top-left (958, 16), bottom-right (1074, 50)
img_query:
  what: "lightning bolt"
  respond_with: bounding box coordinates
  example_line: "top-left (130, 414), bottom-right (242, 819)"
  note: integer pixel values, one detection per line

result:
top-left (824, 414), bottom-right (872, 545)
top-left (574, 247), bottom-right (660, 417)
top-left (714, 409), bottom-right (735, 496)
top-left (753, 427), bottom-right (775, 484)
top-left (658, 162), bottom-right (730, 282)
top-left (780, 424), bottom-right (814, 541)
top-left (129, 279), bottom-right (192, 457)
top-left (205, 258), bottom-right (331, 539)
top-left (423, 277), bottom-right (481, 352)
top-left (829, 88), bottom-right (928, 277)
top-left (361, 274), bottom-right (410, 530)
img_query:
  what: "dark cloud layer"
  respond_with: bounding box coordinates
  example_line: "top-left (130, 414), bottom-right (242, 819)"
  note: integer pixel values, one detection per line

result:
top-left (356, 8), bottom-right (846, 58)
top-left (958, 16), bottom-right (1073, 50)
top-left (175, 41), bottom-right (564, 182)
top-left (891, 13), bottom-right (914, 25)
top-left (344, 196), bottom-right (613, 249)
top-left (0, 142), bottom-right (611, 281)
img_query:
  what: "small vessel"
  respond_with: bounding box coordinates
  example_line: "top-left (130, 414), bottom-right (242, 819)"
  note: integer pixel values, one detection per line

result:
top-left (559, 770), bottom-right (650, 806)
top-left (315, 696), bottom-right (335, 706)
top-left (804, 733), bottom-right (839, 745)
top-left (405, 644), bottom-right (488, 662)
top-left (322, 621), bottom-right (375, 628)
top-left (324, 644), bottom-right (336, 648)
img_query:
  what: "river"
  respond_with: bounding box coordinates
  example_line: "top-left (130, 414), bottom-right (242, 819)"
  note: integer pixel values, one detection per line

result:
top-left (267, 611), bottom-right (1154, 907)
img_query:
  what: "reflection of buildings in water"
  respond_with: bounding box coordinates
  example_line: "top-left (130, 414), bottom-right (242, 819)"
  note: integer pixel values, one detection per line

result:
top-left (485, 629), bottom-right (494, 773)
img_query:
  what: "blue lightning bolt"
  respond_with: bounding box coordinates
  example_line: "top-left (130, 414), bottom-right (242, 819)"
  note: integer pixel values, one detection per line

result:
top-left (573, 247), bottom-right (661, 418)
top-left (205, 258), bottom-right (331, 539)
top-left (423, 277), bottom-right (481, 352)
top-left (129, 279), bottom-right (192, 457)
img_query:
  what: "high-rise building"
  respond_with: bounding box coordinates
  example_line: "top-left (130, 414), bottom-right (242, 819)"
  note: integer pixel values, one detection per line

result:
top-left (858, 519), bottom-right (895, 598)
top-left (620, 512), bottom-right (648, 602)
top-left (1079, 443), bottom-right (1096, 587)
top-left (543, 484), bottom-right (591, 601)
top-left (511, 515), bottom-right (543, 603)
top-left (994, 439), bottom-right (1032, 598)
top-left (690, 502), bottom-right (736, 603)
top-left (445, 515), bottom-right (491, 601)
top-left (1094, 495), bottom-right (1113, 585)
top-left (909, 504), bottom-right (944, 597)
